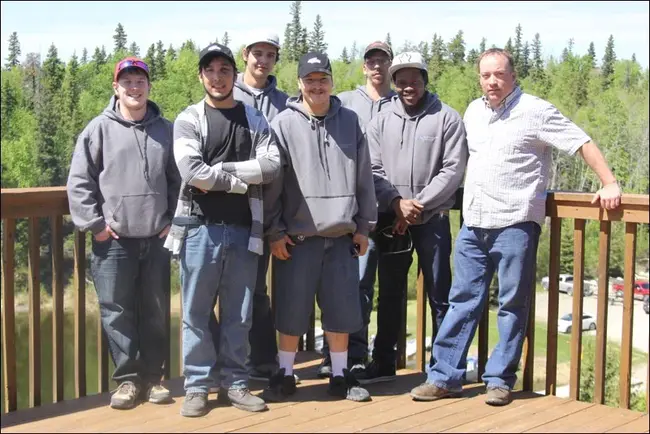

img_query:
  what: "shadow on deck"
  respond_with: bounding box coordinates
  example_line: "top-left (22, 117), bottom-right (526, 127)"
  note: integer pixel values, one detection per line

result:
top-left (1, 352), bottom-right (647, 433)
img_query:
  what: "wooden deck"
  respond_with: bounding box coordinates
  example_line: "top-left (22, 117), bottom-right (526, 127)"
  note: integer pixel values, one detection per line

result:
top-left (1, 352), bottom-right (647, 433)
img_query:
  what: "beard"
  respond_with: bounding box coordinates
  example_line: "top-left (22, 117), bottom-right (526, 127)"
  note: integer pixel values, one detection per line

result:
top-left (203, 82), bottom-right (233, 103)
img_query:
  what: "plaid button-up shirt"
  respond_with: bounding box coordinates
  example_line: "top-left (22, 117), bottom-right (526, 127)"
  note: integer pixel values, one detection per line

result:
top-left (462, 87), bottom-right (591, 229)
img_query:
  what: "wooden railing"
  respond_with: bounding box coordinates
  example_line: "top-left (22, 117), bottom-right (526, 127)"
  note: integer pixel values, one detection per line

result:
top-left (1, 187), bottom-right (648, 415)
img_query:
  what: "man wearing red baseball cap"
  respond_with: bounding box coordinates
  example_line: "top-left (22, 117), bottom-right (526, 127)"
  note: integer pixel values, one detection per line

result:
top-left (67, 56), bottom-right (180, 410)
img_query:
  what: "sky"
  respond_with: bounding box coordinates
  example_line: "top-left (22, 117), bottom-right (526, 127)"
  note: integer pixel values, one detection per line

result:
top-left (1, 1), bottom-right (648, 68)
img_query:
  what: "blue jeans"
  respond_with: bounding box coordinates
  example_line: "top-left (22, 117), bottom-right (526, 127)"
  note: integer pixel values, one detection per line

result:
top-left (322, 235), bottom-right (377, 362)
top-left (91, 236), bottom-right (170, 386)
top-left (181, 224), bottom-right (258, 393)
top-left (427, 222), bottom-right (541, 391)
top-left (373, 214), bottom-right (452, 367)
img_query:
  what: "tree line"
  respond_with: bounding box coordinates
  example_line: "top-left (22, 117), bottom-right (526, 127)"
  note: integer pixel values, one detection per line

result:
top-left (1, 0), bottom-right (649, 291)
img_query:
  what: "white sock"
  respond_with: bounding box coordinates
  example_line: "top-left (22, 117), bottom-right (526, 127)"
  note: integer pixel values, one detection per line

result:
top-left (278, 350), bottom-right (295, 376)
top-left (331, 351), bottom-right (348, 377)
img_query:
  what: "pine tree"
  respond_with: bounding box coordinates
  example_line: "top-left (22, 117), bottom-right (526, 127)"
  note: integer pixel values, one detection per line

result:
top-left (385, 33), bottom-right (392, 50)
top-left (155, 40), bottom-right (166, 80)
top-left (23, 53), bottom-right (41, 110)
top-left (631, 53), bottom-right (637, 64)
top-left (447, 30), bottom-right (466, 65)
top-left (429, 33), bottom-right (447, 81)
top-left (479, 37), bottom-right (487, 53)
top-left (504, 38), bottom-right (514, 54)
top-left (282, 23), bottom-right (293, 62)
top-left (297, 26), bottom-right (309, 58)
top-left (222, 31), bottom-right (230, 47)
top-left (80, 48), bottom-right (88, 65)
top-left (113, 23), bottom-right (128, 53)
top-left (144, 44), bottom-right (156, 80)
top-left (5, 31), bottom-right (21, 69)
top-left (129, 41), bottom-right (140, 57)
top-left (340, 46), bottom-right (350, 64)
top-left (513, 24), bottom-right (523, 73)
top-left (289, 1), bottom-right (303, 61)
top-left (532, 33), bottom-right (543, 71)
top-left (350, 41), bottom-right (358, 61)
top-left (100, 45), bottom-right (107, 62)
top-left (308, 14), bottom-right (327, 53)
top-left (587, 42), bottom-right (596, 68)
top-left (418, 41), bottom-right (430, 65)
top-left (180, 40), bottom-right (196, 52)
top-left (166, 44), bottom-right (176, 62)
top-left (467, 48), bottom-right (479, 67)
top-left (601, 35), bottom-right (616, 89)
top-left (520, 41), bottom-right (530, 78)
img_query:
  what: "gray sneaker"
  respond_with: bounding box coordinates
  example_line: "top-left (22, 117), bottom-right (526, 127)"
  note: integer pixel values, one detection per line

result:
top-left (180, 392), bottom-right (209, 417)
top-left (485, 387), bottom-right (512, 406)
top-left (410, 383), bottom-right (462, 401)
top-left (227, 388), bottom-right (268, 412)
top-left (110, 381), bottom-right (140, 409)
top-left (147, 384), bottom-right (172, 404)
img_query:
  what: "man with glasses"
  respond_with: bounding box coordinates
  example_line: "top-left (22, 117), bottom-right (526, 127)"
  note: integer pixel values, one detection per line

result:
top-left (67, 57), bottom-right (180, 409)
top-left (165, 43), bottom-right (281, 417)
top-left (262, 52), bottom-right (377, 403)
top-left (364, 52), bottom-right (468, 385)
top-left (318, 41), bottom-right (396, 380)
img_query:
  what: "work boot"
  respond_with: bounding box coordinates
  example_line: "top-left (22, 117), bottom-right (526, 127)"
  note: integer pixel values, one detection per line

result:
top-left (410, 383), bottom-right (462, 401)
top-left (110, 381), bottom-right (140, 410)
top-left (485, 387), bottom-right (512, 406)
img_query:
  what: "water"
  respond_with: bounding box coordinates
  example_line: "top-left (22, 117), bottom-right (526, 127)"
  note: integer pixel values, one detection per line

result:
top-left (0, 310), bottom-right (182, 412)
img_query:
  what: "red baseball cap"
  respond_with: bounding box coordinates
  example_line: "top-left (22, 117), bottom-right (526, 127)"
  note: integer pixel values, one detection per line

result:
top-left (113, 57), bottom-right (150, 82)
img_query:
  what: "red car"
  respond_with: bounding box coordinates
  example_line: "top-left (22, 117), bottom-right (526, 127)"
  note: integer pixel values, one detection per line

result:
top-left (613, 280), bottom-right (650, 300)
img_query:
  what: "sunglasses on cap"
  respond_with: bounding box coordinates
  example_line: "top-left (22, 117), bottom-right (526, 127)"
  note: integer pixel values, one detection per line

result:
top-left (117, 59), bottom-right (150, 74)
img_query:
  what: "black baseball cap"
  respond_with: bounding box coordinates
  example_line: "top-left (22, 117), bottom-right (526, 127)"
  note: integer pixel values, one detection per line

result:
top-left (298, 52), bottom-right (332, 78)
top-left (198, 43), bottom-right (237, 69)
top-left (364, 41), bottom-right (393, 60)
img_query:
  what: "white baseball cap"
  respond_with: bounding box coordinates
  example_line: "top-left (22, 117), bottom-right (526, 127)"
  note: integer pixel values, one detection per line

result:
top-left (245, 30), bottom-right (281, 50)
top-left (388, 52), bottom-right (427, 77)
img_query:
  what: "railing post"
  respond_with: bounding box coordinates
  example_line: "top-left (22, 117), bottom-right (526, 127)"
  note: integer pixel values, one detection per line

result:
top-left (569, 219), bottom-right (586, 401)
top-left (415, 263), bottom-right (427, 373)
top-left (51, 215), bottom-right (65, 403)
top-left (522, 261), bottom-right (536, 392)
top-left (74, 229), bottom-right (87, 398)
top-left (28, 217), bottom-right (41, 408)
top-left (2, 218), bottom-right (17, 412)
top-left (594, 221), bottom-right (611, 404)
top-left (545, 217), bottom-right (561, 396)
top-left (619, 222), bottom-right (636, 409)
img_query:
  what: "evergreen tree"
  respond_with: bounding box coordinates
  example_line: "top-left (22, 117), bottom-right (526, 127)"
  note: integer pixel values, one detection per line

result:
top-left (429, 33), bottom-right (447, 81)
top-left (532, 33), bottom-right (543, 71)
top-left (155, 41), bottom-right (166, 80)
top-left (631, 53), bottom-right (637, 64)
top-left (447, 30), bottom-right (466, 65)
top-left (308, 14), bottom-right (327, 53)
top-left (385, 33), bottom-right (392, 50)
top-left (520, 41), bottom-right (530, 78)
top-left (504, 37), bottom-right (514, 54)
top-left (289, 1), bottom-right (303, 61)
top-left (479, 37), bottom-right (487, 53)
top-left (129, 41), bottom-right (140, 57)
top-left (23, 53), bottom-right (41, 110)
top-left (513, 24), bottom-right (523, 72)
top-left (298, 26), bottom-right (309, 58)
top-left (350, 41), bottom-right (358, 61)
top-left (5, 31), bottom-right (21, 69)
top-left (601, 34), bottom-right (616, 89)
top-left (113, 23), bottom-right (128, 53)
top-left (587, 42), bottom-right (596, 68)
top-left (180, 40), bottom-right (196, 52)
top-left (418, 41), bottom-right (430, 65)
top-left (282, 23), bottom-right (293, 62)
top-left (100, 45), bottom-right (107, 62)
top-left (222, 31), bottom-right (230, 47)
top-left (467, 48), bottom-right (479, 67)
top-left (144, 43), bottom-right (156, 80)
top-left (166, 44), bottom-right (177, 62)
top-left (340, 46), bottom-right (350, 64)
top-left (80, 48), bottom-right (88, 65)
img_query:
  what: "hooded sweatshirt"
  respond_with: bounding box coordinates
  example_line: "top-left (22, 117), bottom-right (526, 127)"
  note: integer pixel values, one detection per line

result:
top-left (234, 72), bottom-right (289, 122)
top-left (265, 95), bottom-right (377, 241)
top-left (337, 85), bottom-right (396, 126)
top-left (67, 96), bottom-right (181, 238)
top-left (367, 92), bottom-right (468, 224)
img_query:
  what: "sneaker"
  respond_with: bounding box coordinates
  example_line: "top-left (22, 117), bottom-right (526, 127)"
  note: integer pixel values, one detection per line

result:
top-left (250, 369), bottom-right (301, 384)
top-left (356, 360), bottom-right (396, 385)
top-left (317, 356), bottom-right (332, 378)
top-left (328, 369), bottom-right (371, 402)
top-left (485, 387), bottom-right (512, 406)
top-left (410, 383), bottom-right (462, 402)
top-left (180, 392), bottom-right (209, 417)
top-left (348, 359), bottom-right (367, 379)
top-left (147, 383), bottom-right (172, 404)
top-left (110, 381), bottom-right (140, 410)
top-left (227, 387), bottom-right (268, 412)
top-left (262, 368), bottom-right (297, 402)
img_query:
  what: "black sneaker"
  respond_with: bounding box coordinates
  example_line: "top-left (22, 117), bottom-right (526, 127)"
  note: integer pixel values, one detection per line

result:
top-left (328, 369), bottom-right (371, 402)
top-left (348, 358), bottom-right (367, 379)
top-left (317, 355), bottom-right (332, 378)
top-left (261, 368), bottom-right (297, 402)
top-left (356, 360), bottom-right (397, 385)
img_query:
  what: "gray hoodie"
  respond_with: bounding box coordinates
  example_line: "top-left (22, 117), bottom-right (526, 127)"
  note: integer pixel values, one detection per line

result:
top-left (337, 85), bottom-right (396, 126)
top-left (368, 92), bottom-right (468, 224)
top-left (67, 96), bottom-right (181, 238)
top-left (266, 96), bottom-right (377, 241)
top-left (234, 72), bottom-right (289, 121)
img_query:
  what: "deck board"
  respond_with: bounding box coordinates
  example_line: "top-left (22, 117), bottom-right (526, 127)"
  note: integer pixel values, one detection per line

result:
top-left (1, 352), bottom-right (645, 433)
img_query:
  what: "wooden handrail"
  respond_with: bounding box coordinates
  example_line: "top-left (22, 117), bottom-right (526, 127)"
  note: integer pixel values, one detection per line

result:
top-left (1, 187), bottom-right (648, 414)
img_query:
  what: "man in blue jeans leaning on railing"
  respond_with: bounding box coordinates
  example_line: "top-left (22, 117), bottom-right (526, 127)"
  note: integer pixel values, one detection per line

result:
top-left (411, 48), bottom-right (622, 406)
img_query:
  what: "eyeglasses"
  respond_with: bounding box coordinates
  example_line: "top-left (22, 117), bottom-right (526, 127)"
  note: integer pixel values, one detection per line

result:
top-left (118, 59), bottom-right (150, 73)
top-left (377, 225), bottom-right (414, 255)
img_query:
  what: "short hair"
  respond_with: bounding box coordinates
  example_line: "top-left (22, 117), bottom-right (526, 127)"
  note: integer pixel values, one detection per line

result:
top-left (244, 44), bottom-right (280, 63)
top-left (477, 48), bottom-right (515, 74)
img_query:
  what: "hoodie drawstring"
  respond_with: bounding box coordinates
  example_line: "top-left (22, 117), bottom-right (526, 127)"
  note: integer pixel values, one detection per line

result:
top-left (312, 116), bottom-right (331, 180)
top-left (132, 126), bottom-right (153, 188)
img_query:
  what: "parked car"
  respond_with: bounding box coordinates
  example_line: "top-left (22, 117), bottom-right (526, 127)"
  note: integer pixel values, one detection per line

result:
top-left (558, 313), bottom-right (597, 334)
top-left (643, 295), bottom-right (649, 314)
top-left (541, 274), bottom-right (595, 297)
top-left (612, 280), bottom-right (650, 300)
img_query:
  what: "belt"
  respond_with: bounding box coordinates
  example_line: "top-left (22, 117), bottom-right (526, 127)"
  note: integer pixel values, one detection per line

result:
top-left (172, 216), bottom-right (228, 226)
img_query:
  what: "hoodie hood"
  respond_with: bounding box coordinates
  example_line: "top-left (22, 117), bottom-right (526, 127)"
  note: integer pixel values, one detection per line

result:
top-left (103, 95), bottom-right (163, 127)
top-left (337, 85), bottom-right (396, 126)
top-left (233, 72), bottom-right (289, 121)
top-left (285, 94), bottom-right (343, 120)
top-left (390, 91), bottom-right (440, 120)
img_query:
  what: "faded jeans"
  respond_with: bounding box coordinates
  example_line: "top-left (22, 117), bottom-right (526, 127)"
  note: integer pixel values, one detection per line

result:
top-left (427, 222), bottom-right (541, 391)
top-left (181, 223), bottom-right (258, 393)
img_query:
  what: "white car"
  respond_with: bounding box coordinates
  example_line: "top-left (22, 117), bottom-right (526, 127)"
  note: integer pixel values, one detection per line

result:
top-left (541, 274), bottom-right (595, 297)
top-left (558, 312), bottom-right (597, 334)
